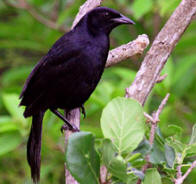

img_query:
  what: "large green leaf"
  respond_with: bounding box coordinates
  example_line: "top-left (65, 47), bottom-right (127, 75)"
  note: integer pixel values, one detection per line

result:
top-left (0, 131), bottom-right (23, 156)
top-left (102, 139), bottom-right (128, 182)
top-left (144, 168), bottom-right (162, 184)
top-left (65, 132), bottom-right (100, 184)
top-left (101, 97), bottom-right (145, 155)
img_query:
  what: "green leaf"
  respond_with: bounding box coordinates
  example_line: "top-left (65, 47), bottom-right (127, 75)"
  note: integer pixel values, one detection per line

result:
top-left (166, 137), bottom-right (186, 153)
top-left (65, 132), bottom-right (100, 184)
top-left (2, 93), bottom-right (26, 125)
top-left (150, 140), bottom-right (165, 164)
top-left (150, 132), bottom-right (166, 164)
top-left (0, 116), bottom-right (19, 133)
top-left (167, 124), bottom-right (182, 137)
top-left (1, 66), bottom-right (32, 87)
top-left (164, 144), bottom-right (175, 168)
top-left (189, 124), bottom-right (196, 144)
top-left (171, 55), bottom-right (196, 97)
top-left (132, 0), bottom-right (153, 20)
top-left (158, 0), bottom-right (181, 16)
top-left (101, 97), bottom-right (145, 155)
top-left (133, 139), bottom-right (151, 156)
top-left (144, 168), bottom-right (162, 184)
top-left (0, 131), bottom-right (23, 156)
top-left (185, 144), bottom-right (196, 157)
top-left (127, 174), bottom-right (138, 184)
top-left (126, 153), bottom-right (141, 163)
top-left (102, 139), bottom-right (128, 181)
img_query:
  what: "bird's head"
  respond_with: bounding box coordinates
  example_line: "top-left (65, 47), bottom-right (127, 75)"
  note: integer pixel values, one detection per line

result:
top-left (84, 7), bottom-right (135, 35)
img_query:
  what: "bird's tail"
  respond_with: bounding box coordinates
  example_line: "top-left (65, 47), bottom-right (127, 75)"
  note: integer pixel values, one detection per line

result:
top-left (27, 111), bottom-right (44, 184)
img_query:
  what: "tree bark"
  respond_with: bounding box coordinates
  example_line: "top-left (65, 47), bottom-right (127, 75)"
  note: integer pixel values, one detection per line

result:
top-left (125, 0), bottom-right (196, 105)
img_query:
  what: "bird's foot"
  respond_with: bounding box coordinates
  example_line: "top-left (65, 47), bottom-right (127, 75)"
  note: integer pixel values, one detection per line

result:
top-left (61, 124), bottom-right (80, 133)
top-left (81, 105), bottom-right (86, 119)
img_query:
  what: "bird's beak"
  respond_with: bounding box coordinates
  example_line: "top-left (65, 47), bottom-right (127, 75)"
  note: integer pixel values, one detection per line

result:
top-left (112, 14), bottom-right (135, 25)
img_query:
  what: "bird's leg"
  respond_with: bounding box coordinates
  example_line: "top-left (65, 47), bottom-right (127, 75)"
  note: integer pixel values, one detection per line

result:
top-left (50, 109), bottom-right (79, 132)
top-left (81, 104), bottom-right (86, 119)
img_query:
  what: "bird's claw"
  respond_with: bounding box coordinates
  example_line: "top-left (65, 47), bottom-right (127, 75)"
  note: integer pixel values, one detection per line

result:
top-left (61, 124), bottom-right (80, 133)
top-left (81, 105), bottom-right (86, 119)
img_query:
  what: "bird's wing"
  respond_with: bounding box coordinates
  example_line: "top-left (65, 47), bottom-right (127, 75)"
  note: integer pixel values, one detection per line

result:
top-left (19, 33), bottom-right (85, 106)
top-left (19, 56), bottom-right (46, 99)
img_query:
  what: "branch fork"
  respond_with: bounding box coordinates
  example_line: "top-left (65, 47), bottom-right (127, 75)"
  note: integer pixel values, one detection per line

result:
top-left (175, 161), bottom-right (196, 184)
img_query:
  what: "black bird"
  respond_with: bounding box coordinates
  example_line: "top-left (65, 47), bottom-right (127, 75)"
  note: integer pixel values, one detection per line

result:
top-left (19, 7), bottom-right (134, 183)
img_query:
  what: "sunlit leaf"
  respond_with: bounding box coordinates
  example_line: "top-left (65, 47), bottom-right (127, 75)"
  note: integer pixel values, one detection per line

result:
top-left (101, 97), bottom-right (145, 155)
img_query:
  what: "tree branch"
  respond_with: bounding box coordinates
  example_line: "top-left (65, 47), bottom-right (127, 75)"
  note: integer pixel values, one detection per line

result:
top-left (150, 93), bottom-right (170, 144)
top-left (175, 161), bottom-right (196, 184)
top-left (106, 34), bottom-right (149, 68)
top-left (125, 0), bottom-right (196, 105)
top-left (64, 109), bottom-right (81, 184)
top-left (71, 0), bottom-right (104, 29)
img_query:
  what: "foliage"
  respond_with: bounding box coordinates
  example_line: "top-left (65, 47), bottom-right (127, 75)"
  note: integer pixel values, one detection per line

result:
top-left (65, 98), bottom-right (196, 183)
top-left (0, 0), bottom-right (196, 183)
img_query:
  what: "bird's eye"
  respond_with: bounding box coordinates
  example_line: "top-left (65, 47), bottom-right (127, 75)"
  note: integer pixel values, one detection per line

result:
top-left (104, 12), bottom-right (109, 17)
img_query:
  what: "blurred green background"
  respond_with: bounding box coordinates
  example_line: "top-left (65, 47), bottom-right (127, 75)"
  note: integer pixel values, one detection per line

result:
top-left (0, 0), bottom-right (196, 183)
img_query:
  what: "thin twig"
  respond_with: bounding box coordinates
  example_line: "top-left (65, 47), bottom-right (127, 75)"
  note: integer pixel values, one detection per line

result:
top-left (175, 160), bottom-right (196, 184)
top-left (156, 74), bottom-right (168, 83)
top-left (144, 112), bottom-right (154, 123)
top-left (151, 93), bottom-right (170, 144)
top-left (137, 94), bottom-right (170, 184)
top-left (177, 165), bottom-right (182, 179)
top-left (3, 0), bottom-right (68, 32)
